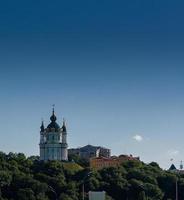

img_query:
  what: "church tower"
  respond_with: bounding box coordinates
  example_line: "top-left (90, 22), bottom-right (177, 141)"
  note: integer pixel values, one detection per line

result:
top-left (39, 108), bottom-right (68, 161)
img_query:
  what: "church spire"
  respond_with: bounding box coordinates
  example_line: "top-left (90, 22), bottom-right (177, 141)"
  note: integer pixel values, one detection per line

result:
top-left (180, 161), bottom-right (183, 170)
top-left (40, 120), bottom-right (45, 132)
top-left (50, 105), bottom-right (57, 122)
top-left (62, 118), bottom-right (67, 132)
top-left (47, 105), bottom-right (60, 131)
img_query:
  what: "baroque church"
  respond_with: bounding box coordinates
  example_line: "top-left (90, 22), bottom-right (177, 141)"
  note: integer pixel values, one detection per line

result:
top-left (39, 108), bottom-right (68, 161)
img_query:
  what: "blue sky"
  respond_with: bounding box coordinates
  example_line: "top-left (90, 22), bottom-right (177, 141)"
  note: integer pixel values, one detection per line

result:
top-left (0, 0), bottom-right (184, 168)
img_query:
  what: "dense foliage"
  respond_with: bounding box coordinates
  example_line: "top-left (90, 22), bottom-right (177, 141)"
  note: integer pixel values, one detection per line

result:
top-left (0, 152), bottom-right (183, 200)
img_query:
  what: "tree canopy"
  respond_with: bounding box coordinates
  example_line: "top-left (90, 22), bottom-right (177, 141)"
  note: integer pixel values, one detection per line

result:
top-left (0, 151), bottom-right (183, 200)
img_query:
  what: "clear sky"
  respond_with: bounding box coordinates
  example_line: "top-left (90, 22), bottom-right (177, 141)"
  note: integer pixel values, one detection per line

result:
top-left (0, 0), bottom-right (184, 168)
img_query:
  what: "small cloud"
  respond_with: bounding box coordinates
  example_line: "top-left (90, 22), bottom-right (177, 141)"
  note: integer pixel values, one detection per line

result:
top-left (167, 149), bottom-right (179, 156)
top-left (133, 134), bottom-right (143, 142)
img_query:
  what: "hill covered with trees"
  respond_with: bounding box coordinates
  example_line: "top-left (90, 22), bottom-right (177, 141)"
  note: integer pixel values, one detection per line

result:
top-left (0, 152), bottom-right (183, 200)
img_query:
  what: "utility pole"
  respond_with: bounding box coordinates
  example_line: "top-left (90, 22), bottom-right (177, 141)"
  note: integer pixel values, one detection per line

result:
top-left (82, 171), bottom-right (92, 200)
top-left (176, 179), bottom-right (178, 200)
top-left (82, 183), bottom-right (85, 200)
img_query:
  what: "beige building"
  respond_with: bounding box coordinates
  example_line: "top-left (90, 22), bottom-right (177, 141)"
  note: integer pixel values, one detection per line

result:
top-left (90, 154), bottom-right (140, 170)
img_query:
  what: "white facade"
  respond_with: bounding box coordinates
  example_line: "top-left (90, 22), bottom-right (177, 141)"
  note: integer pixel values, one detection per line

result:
top-left (39, 109), bottom-right (68, 161)
top-left (89, 191), bottom-right (105, 200)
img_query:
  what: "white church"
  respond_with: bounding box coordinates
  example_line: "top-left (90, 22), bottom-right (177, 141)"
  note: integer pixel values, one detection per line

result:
top-left (39, 108), bottom-right (68, 161)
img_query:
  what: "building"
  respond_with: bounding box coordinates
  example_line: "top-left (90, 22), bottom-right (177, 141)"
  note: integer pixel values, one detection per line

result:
top-left (89, 191), bottom-right (106, 200)
top-left (168, 161), bottom-right (184, 174)
top-left (90, 154), bottom-right (140, 170)
top-left (39, 108), bottom-right (68, 161)
top-left (90, 157), bottom-right (119, 169)
top-left (168, 164), bottom-right (177, 172)
top-left (68, 145), bottom-right (111, 160)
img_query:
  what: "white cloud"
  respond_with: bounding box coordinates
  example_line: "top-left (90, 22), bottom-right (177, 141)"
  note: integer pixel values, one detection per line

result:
top-left (167, 149), bottom-right (179, 157)
top-left (133, 134), bottom-right (143, 142)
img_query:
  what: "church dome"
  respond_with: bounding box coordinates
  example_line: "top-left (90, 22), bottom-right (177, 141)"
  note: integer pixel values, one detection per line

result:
top-left (50, 112), bottom-right (57, 122)
top-left (47, 108), bottom-right (60, 131)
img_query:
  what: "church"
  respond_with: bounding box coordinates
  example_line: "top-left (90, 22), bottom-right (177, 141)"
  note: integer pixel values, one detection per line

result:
top-left (39, 108), bottom-right (68, 161)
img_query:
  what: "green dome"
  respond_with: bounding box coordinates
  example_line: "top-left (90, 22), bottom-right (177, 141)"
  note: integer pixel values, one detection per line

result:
top-left (47, 109), bottom-right (60, 131)
top-left (47, 121), bottom-right (60, 130)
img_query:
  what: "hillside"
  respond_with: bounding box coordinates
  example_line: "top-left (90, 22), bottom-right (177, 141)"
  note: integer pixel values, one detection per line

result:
top-left (0, 152), bottom-right (183, 200)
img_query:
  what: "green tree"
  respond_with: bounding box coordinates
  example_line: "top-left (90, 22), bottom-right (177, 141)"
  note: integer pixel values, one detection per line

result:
top-left (59, 193), bottom-right (73, 200)
top-left (0, 170), bottom-right (12, 197)
top-left (138, 191), bottom-right (146, 200)
top-left (144, 183), bottom-right (163, 200)
top-left (158, 173), bottom-right (177, 199)
top-left (17, 188), bottom-right (35, 200)
top-left (106, 194), bottom-right (115, 200)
